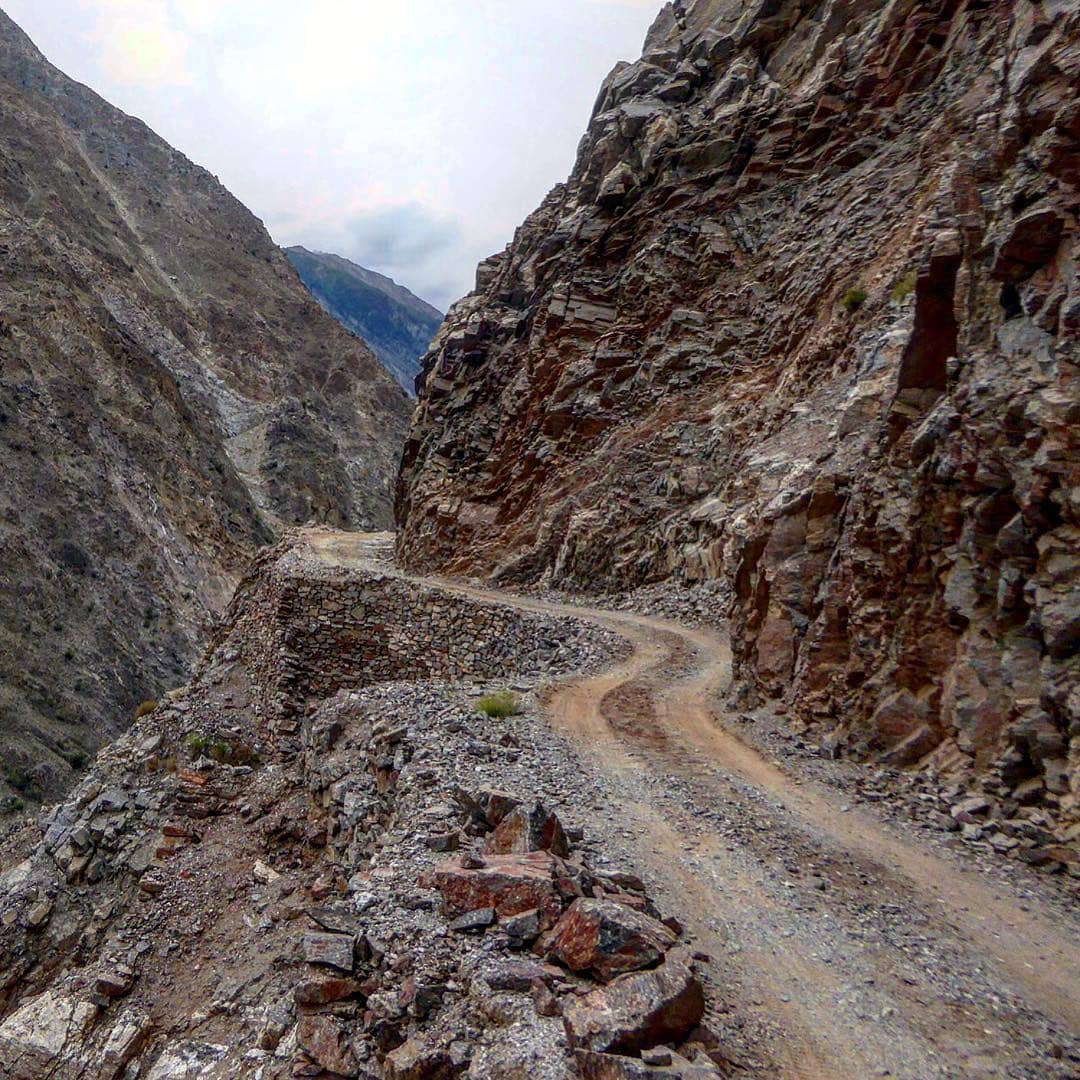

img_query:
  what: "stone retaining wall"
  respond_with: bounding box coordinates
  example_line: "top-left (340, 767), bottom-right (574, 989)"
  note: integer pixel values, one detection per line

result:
top-left (215, 538), bottom-right (585, 729)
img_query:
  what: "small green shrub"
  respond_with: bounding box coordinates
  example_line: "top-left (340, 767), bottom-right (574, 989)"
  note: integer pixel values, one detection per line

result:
top-left (185, 732), bottom-right (259, 767)
top-left (842, 287), bottom-right (868, 313)
top-left (891, 271), bottom-right (917, 302)
top-left (134, 699), bottom-right (159, 721)
top-left (185, 733), bottom-right (210, 758)
top-left (4, 764), bottom-right (34, 796)
top-left (476, 691), bottom-right (520, 718)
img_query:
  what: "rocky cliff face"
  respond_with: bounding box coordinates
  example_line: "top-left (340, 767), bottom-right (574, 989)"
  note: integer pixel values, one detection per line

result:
top-left (0, 12), bottom-right (409, 808)
top-left (286, 248), bottom-right (444, 395)
top-left (398, 1), bottom-right (1080, 816)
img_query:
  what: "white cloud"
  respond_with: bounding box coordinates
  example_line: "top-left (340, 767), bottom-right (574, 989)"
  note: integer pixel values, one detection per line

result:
top-left (75, 0), bottom-right (192, 85)
top-left (173, 0), bottom-right (226, 32)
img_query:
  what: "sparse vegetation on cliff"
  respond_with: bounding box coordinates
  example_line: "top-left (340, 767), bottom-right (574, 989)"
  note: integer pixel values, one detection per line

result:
top-left (184, 732), bottom-right (260, 767)
top-left (842, 287), bottom-right (868, 312)
top-left (891, 270), bottom-right (917, 302)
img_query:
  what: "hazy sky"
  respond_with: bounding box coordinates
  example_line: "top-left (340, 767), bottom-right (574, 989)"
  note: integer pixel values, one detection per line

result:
top-left (4, 1), bottom-right (660, 309)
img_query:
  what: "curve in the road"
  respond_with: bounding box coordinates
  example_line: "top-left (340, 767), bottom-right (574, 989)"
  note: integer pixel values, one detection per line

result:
top-left (307, 530), bottom-right (1080, 1079)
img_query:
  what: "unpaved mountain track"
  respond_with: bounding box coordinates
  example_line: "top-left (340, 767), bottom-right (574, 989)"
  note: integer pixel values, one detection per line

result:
top-left (310, 532), bottom-right (1080, 1079)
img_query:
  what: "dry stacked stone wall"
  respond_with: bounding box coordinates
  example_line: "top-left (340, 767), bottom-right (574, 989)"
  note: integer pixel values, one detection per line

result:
top-left (215, 539), bottom-right (583, 730)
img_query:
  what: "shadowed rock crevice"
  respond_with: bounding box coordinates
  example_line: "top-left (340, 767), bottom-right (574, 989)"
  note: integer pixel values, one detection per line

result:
top-left (896, 232), bottom-right (961, 393)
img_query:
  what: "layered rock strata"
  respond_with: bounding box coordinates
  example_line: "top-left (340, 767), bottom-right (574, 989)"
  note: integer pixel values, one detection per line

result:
top-left (0, 13), bottom-right (410, 805)
top-left (397, 1), bottom-right (1080, 823)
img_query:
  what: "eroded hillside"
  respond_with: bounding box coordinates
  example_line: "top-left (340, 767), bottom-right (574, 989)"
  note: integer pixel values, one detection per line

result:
top-left (0, 11), bottom-right (410, 806)
top-left (397, 0), bottom-right (1079, 825)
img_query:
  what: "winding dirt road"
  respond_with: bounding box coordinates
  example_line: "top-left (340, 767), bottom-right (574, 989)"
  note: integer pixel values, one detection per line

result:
top-left (540, 611), bottom-right (1080, 1079)
top-left (311, 531), bottom-right (1080, 1079)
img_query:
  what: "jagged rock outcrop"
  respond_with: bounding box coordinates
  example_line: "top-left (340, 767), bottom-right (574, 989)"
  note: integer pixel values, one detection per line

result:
top-left (0, 13), bottom-right (410, 807)
top-left (397, 1), bottom-right (1079, 824)
top-left (287, 247), bottom-right (444, 395)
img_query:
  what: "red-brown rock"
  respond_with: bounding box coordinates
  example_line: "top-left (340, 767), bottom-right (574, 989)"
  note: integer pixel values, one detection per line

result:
top-left (433, 852), bottom-right (564, 925)
top-left (293, 977), bottom-right (363, 1007)
top-left (383, 1036), bottom-right (453, 1080)
top-left (562, 948), bottom-right (705, 1055)
top-left (547, 898), bottom-right (676, 981)
top-left (297, 1015), bottom-right (361, 1077)
top-left (478, 789), bottom-right (521, 827)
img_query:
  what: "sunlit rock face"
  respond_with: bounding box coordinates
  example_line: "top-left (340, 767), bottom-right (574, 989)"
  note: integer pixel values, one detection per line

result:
top-left (397, 0), bottom-right (1079, 809)
top-left (0, 11), bottom-right (409, 806)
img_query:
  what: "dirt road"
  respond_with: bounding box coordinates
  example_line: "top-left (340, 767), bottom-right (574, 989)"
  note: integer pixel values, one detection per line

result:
top-left (310, 531), bottom-right (1080, 1079)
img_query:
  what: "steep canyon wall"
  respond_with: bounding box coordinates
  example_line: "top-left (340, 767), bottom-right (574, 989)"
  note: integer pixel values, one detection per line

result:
top-left (398, 0), bottom-right (1079, 813)
top-left (0, 12), bottom-right (410, 804)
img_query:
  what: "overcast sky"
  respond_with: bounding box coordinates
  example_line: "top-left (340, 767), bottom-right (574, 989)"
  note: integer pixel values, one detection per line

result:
top-left (4, 0), bottom-right (660, 310)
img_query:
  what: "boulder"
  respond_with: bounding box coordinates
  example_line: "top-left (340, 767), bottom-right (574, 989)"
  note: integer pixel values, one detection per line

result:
top-left (384, 1036), bottom-right (453, 1079)
top-left (481, 959), bottom-right (562, 993)
top-left (477, 789), bottom-right (522, 828)
top-left (546, 898), bottom-right (676, 981)
top-left (449, 907), bottom-right (496, 933)
top-left (144, 1041), bottom-right (228, 1079)
top-left (98, 1010), bottom-right (152, 1078)
top-left (501, 907), bottom-right (542, 945)
top-left (293, 977), bottom-right (363, 1006)
top-left (484, 802), bottom-right (570, 858)
top-left (95, 964), bottom-right (136, 999)
top-left (562, 948), bottom-right (705, 1055)
top-left (0, 990), bottom-right (97, 1079)
top-left (302, 931), bottom-right (356, 971)
top-left (297, 1015), bottom-right (361, 1077)
top-left (433, 851), bottom-right (564, 924)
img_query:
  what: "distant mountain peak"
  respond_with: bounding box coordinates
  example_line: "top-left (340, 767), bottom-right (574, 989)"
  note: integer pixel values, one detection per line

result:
top-left (286, 247), bottom-right (444, 395)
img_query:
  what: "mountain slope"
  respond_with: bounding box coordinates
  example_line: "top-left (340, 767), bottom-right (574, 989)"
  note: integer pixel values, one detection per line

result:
top-left (286, 246), bottom-right (443, 393)
top-left (0, 9), bottom-right (409, 807)
top-left (398, 1), bottom-right (1079, 815)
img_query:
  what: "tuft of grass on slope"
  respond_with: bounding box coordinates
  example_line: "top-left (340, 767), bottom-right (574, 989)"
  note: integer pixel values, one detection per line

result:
top-left (891, 270), bottom-right (917, 303)
top-left (842, 287), bottom-right (868, 312)
top-left (475, 691), bottom-right (520, 718)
